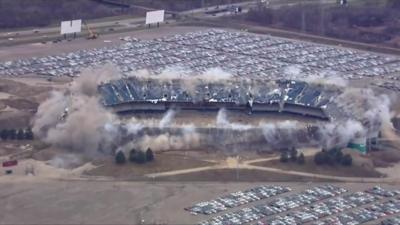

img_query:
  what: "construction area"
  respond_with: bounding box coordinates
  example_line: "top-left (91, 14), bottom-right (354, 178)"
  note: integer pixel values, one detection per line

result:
top-left (0, 0), bottom-right (400, 225)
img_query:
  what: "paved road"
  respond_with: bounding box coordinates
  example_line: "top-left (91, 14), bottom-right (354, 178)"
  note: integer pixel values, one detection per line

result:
top-left (0, 1), bottom-right (259, 41)
top-left (144, 163), bottom-right (389, 183)
top-left (0, 0), bottom-right (337, 47)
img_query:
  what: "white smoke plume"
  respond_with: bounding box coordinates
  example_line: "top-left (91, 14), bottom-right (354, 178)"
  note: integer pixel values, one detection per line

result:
top-left (32, 64), bottom-right (122, 157)
top-left (159, 109), bottom-right (176, 129)
top-left (283, 65), bottom-right (302, 80)
top-left (303, 73), bottom-right (348, 88)
top-left (121, 124), bottom-right (201, 153)
top-left (317, 120), bottom-right (365, 149)
top-left (119, 107), bottom-right (201, 152)
top-left (260, 120), bottom-right (299, 148)
top-left (48, 153), bottom-right (83, 169)
top-left (334, 88), bottom-right (392, 137)
top-left (124, 122), bottom-right (144, 135)
top-left (130, 66), bottom-right (233, 82)
top-left (32, 63), bottom-right (395, 157)
top-left (216, 108), bottom-right (253, 130)
top-left (33, 91), bottom-right (68, 138)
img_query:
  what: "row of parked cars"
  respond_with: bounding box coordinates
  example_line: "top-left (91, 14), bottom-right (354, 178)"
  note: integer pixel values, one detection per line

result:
top-left (263, 190), bottom-right (384, 225)
top-left (162, 29), bottom-right (400, 80)
top-left (197, 186), bottom-right (400, 225)
top-left (1, 29), bottom-right (399, 83)
top-left (197, 185), bottom-right (347, 225)
top-left (185, 185), bottom-right (291, 215)
top-left (381, 215), bottom-right (400, 225)
top-left (313, 198), bottom-right (400, 225)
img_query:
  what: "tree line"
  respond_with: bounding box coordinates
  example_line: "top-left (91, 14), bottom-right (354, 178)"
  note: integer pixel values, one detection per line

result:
top-left (314, 148), bottom-right (352, 166)
top-left (280, 147), bottom-right (305, 165)
top-left (280, 147), bottom-right (352, 167)
top-left (0, 128), bottom-right (34, 141)
top-left (0, 0), bottom-right (248, 29)
top-left (246, 2), bottom-right (400, 47)
top-left (115, 148), bottom-right (154, 164)
top-left (0, 0), bottom-right (128, 28)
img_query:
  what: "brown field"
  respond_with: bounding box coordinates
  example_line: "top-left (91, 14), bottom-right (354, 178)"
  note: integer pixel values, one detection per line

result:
top-left (154, 168), bottom-right (336, 182)
top-left (252, 156), bottom-right (384, 178)
top-left (0, 179), bottom-right (398, 225)
top-left (244, 1), bottom-right (400, 49)
top-left (85, 153), bottom-right (214, 180)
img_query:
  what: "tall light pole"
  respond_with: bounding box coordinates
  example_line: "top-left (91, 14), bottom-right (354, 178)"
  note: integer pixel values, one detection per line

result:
top-left (320, 0), bottom-right (325, 36)
top-left (301, 0), bottom-right (306, 33)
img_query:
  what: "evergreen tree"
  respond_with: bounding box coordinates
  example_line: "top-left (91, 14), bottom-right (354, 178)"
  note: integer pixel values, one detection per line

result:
top-left (297, 153), bottom-right (305, 165)
top-left (314, 151), bottom-right (325, 165)
top-left (146, 148), bottom-right (154, 161)
top-left (341, 154), bottom-right (353, 166)
top-left (16, 129), bottom-right (24, 140)
top-left (290, 147), bottom-right (298, 162)
top-left (334, 149), bottom-right (344, 163)
top-left (129, 149), bottom-right (137, 162)
top-left (9, 129), bottom-right (16, 140)
top-left (25, 128), bottom-right (34, 140)
top-left (135, 150), bottom-right (147, 164)
top-left (115, 151), bottom-right (126, 164)
top-left (0, 129), bottom-right (8, 140)
top-left (280, 151), bottom-right (289, 163)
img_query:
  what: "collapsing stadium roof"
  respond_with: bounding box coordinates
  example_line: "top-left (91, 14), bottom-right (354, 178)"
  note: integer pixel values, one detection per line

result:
top-left (98, 78), bottom-right (344, 120)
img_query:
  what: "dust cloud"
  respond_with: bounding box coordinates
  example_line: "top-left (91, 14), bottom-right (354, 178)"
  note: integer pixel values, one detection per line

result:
top-left (32, 64), bottom-right (122, 157)
top-left (32, 64), bottom-right (396, 158)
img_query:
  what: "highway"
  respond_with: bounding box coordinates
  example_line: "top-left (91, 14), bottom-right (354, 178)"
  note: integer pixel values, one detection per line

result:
top-left (0, 0), bottom-right (336, 47)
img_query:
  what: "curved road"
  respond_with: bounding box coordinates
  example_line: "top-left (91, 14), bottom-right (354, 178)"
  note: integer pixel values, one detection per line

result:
top-left (145, 154), bottom-right (396, 183)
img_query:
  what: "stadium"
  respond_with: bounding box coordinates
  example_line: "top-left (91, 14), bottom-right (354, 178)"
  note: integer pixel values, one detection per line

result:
top-left (99, 78), bottom-right (332, 119)
top-left (97, 72), bottom-right (380, 155)
top-left (2, 2), bottom-right (400, 225)
top-left (85, 29), bottom-right (392, 155)
top-left (1, 29), bottom-right (391, 156)
top-left (97, 78), bottom-right (318, 151)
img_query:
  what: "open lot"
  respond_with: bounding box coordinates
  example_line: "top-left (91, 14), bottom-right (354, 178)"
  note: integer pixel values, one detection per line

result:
top-left (0, 180), bottom-right (399, 225)
top-left (252, 156), bottom-right (383, 178)
top-left (245, 0), bottom-right (400, 49)
top-left (152, 168), bottom-right (336, 182)
top-left (85, 153), bottom-right (213, 180)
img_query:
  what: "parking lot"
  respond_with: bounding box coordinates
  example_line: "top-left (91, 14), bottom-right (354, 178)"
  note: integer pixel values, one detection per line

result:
top-left (185, 185), bottom-right (292, 215)
top-left (0, 29), bottom-right (399, 83)
top-left (187, 185), bottom-right (400, 225)
top-left (0, 179), bottom-right (399, 225)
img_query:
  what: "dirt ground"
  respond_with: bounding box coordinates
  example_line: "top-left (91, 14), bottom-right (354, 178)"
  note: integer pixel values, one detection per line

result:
top-left (0, 26), bottom-right (208, 61)
top-left (252, 156), bottom-right (384, 178)
top-left (0, 140), bottom-right (34, 157)
top-left (126, 109), bottom-right (322, 127)
top-left (85, 153), bottom-right (213, 180)
top-left (0, 179), bottom-right (398, 225)
top-left (153, 168), bottom-right (335, 182)
top-left (243, 1), bottom-right (400, 49)
top-left (0, 78), bottom-right (53, 129)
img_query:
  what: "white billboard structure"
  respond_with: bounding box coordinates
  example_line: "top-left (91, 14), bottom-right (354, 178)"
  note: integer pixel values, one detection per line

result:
top-left (60, 19), bottom-right (82, 35)
top-left (145, 10), bottom-right (165, 25)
